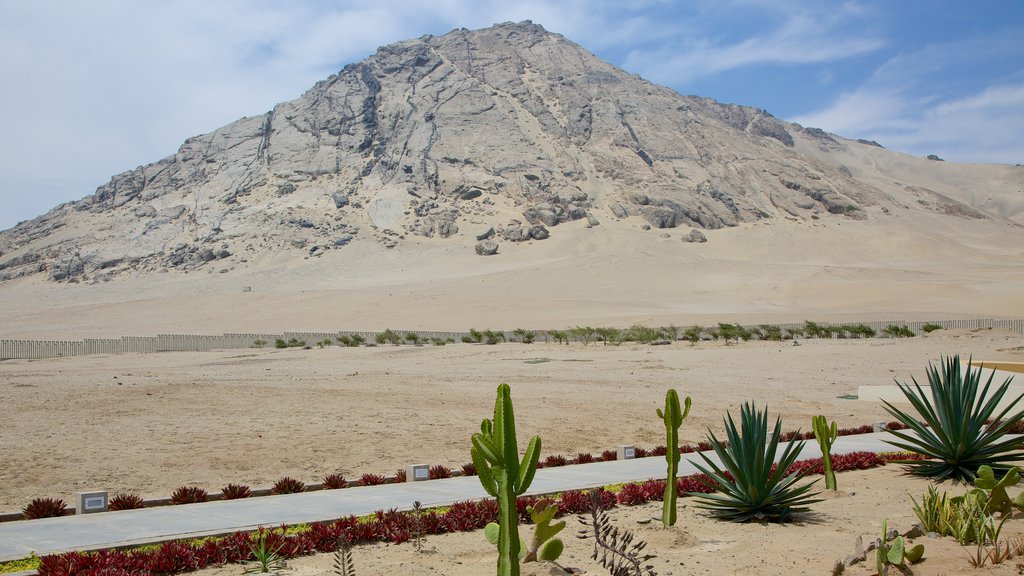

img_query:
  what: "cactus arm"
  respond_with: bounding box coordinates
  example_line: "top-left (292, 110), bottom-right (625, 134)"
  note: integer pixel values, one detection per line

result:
top-left (472, 432), bottom-right (501, 465)
top-left (516, 436), bottom-right (541, 494)
top-left (472, 445), bottom-right (498, 497)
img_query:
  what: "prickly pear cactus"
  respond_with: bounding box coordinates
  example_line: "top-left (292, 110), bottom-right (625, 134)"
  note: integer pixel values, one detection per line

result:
top-left (471, 383), bottom-right (541, 576)
top-left (657, 389), bottom-right (691, 527)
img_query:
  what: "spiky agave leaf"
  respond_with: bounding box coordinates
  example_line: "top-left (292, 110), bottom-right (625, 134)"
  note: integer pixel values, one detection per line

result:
top-left (883, 355), bottom-right (1024, 481)
top-left (688, 402), bottom-right (820, 522)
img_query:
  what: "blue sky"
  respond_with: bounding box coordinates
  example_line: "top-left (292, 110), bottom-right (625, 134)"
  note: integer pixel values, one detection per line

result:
top-left (1, 0), bottom-right (1022, 231)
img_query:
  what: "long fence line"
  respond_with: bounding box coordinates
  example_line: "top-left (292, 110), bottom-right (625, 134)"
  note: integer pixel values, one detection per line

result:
top-left (0, 319), bottom-right (1021, 361)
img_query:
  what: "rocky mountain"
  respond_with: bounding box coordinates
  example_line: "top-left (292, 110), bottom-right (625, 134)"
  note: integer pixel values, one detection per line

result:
top-left (0, 21), bottom-right (1020, 284)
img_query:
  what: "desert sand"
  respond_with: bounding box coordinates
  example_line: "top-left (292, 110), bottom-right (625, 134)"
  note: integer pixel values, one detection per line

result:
top-left (0, 215), bottom-right (1022, 340)
top-left (1, 329), bottom-right (1021, 513)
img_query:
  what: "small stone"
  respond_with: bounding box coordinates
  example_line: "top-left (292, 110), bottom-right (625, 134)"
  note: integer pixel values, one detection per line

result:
top-left (636, 518), bottom-right (651, 524)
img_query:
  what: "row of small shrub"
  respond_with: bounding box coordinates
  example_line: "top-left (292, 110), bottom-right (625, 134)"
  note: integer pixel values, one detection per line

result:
top-left (35, 451), bottom-right (897, 576)
top-left (260, 320), bottom-right (937, 350)
top-left (19, 421), bottom-right (911, 519)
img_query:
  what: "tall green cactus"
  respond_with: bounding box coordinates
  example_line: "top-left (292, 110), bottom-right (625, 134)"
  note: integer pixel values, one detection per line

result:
top-left (812, 415), bottom-right (839, 490)
top-left (657, 388), bottom-right (691, 527)
top-left (471, 383), bottom-right (541, 576)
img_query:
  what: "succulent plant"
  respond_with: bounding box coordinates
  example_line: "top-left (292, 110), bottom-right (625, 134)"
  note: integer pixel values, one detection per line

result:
top-left (485, 498), bottom-right (565, 564)
top-left (471, 383), bottom-right (541, 576)
top-left (656, 388), bottom-right (691, 527)
top-left (876, 519), bottom-right (924, 575)
top-left (108, 493), bottom-right (145, 510)
top-left (811, 415), bottom-right (838, 490)
top-left (322, 474), bottom-right (348, 489)
top-left (22, 497), bottom-right (68, 519)
top-left (271, 477), bottom-right (306, 495)
top-left (883, 355), bottom-right (1024, 481)
top-left (689, 402), bottom-right (819, 522)
top-left (170, 486), bottom-right (208, 505)
top-left (220, 483), bottom-right (252, 499)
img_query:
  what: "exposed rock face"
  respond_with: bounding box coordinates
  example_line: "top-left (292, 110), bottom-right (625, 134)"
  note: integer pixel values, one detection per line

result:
top-left (0, 20), bottom-right (986, 283)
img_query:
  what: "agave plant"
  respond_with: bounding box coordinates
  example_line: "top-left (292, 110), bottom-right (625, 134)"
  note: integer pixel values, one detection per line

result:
top-left (689, 402), bottom-right (820, 522)
top-left (882, 355), bottom-right (1024, 481)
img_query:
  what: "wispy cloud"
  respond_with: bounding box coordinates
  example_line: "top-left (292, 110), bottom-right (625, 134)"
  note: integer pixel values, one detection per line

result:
top-left (621, 2), bottom-right (884, 85)
top-left (791, 32), bottom-right (1024, 163)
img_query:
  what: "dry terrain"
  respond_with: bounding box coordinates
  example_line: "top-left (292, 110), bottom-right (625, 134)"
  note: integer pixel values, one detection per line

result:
top-left (1, 329), bottom-right (1021, 512)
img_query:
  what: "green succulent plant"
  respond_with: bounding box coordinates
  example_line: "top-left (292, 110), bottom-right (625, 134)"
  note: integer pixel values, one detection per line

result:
top-left (882, 355), bottom-right (1024, 481)
top-left (471, 383), bottom-right (541, 576)
top-left (876, 519), bottom-right (924, 575)
top-left (689, 402), bottom-right (820, 522)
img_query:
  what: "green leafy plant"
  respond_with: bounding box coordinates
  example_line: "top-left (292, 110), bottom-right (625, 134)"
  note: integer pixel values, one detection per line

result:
top-left (683, 326), bottom-right (703, 345)
top-left (404, 332), bottom-right (421, 345)
top-left (471, 383), bottom-right (541, 576)
top-left (253, 339), bottom-right (267, 348)
top-left (244, 529), bottom-right (286, 574)
top-left (921, 323), bottom-right (943, 333)
top-left (875, 519), bottom-right (924, 575)
top-left (657, 389), bottom-right (691, 526)
top-left (689, 402), bottom-right (819, 522)
top-left (882, 355), bottom-right (1024, 481)
top-left (376, 329), bottom-right (401, 345)
top-left (811, 415), bottom-right (838, 490)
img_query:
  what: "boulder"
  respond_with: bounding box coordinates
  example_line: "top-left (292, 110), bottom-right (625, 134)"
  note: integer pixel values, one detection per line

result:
top-left (641, 206), bottom-right (677, 228)
top-left (476, 227), bottom-right (495, 240)
top-left (529, 225), bottom-right (550, 240)
top-left (332, 191), bottom-right (350, 208)
top-left (475, 240), bottom-right (499, 255)
top-left (683, 229), bottom-right (707, 243)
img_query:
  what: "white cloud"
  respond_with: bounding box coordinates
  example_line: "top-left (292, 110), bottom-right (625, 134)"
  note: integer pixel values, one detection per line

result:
top-left (621, 2), bottom-right (884, 85)
top-left (790, 33), bottom-right (1024, 164)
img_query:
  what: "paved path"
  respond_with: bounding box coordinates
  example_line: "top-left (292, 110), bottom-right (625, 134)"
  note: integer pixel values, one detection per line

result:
top-left (0, 432), bottom-right (899, 561)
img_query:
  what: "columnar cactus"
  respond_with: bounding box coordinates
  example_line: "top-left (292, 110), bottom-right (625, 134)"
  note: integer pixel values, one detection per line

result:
top-left (812, 415), bottom-right (839, 490)
top-left (472, 383), bottom-right (541, 576)
top-left (657, 388), bottom-right (691, 527)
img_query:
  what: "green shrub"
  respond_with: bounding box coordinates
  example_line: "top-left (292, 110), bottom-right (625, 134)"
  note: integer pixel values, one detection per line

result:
top-left (759, 325), bottom-right (783, 341)
top-left (512, 328), bottom-right (536, 344)
top-left (922, 323), bottom-right (944, 333)
top-left (253, 339), bottom-right (267, 348)
top-left (884, 355), bottom-right (1024, 481)
top-left (376, 329), bottom-right (401, 345)
top-left (883, 325), bottom-right (915, 338)
top-left (275, 339), bottom-right (287, 349)
top-left (683, 325), bottom-right (703, 345)
top-left (404, 332), bottom-right (421, 345)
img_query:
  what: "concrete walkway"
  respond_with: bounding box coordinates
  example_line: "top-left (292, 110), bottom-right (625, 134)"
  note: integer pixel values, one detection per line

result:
top-left (0, 432), bottom-right (900, 561)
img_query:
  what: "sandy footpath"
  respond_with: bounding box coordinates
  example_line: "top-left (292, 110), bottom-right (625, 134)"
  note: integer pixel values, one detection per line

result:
top-left (1, 329), bottom-right (1021, 512)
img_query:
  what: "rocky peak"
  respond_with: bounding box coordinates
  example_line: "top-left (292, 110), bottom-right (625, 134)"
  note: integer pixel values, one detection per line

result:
top-left (0, 21), bottom-right (983, 284)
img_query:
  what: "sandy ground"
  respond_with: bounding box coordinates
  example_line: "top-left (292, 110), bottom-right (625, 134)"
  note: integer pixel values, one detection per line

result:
top-left (0, 214), bottom-right (1023, 339)
top-left (1, 329), bottom-right (1021, 513)
top-left (187, 467), bottom-right (1024, 576)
